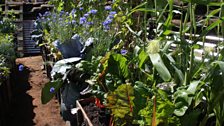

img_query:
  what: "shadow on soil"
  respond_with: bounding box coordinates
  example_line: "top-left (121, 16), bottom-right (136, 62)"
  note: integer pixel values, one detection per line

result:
top-left (6, 65), bottom-right (36, 126)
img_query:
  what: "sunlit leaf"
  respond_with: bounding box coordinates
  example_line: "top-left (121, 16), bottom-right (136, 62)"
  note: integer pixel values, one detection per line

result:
top-left (107, 84), bottom-right (135, 118)
top-left (149, 53), bottom-right (171, 81)
top-left (41, 79), bottom-right (63, 104)
top-left (138, 50), bottom-right (148, 68)
top-left (108, 53), bottom-right (129, 78)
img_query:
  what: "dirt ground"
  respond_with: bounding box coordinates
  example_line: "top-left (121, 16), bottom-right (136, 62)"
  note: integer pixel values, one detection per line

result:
top-left (7, 56), bottom-right (67, 126)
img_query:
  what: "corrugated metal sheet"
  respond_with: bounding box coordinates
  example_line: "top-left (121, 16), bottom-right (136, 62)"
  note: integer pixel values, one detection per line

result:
top-left (23, 20), bottom-right (40, 54)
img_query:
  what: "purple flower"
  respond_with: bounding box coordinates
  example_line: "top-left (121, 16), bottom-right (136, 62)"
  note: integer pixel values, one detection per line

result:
top-left (79, 17), bottom-right (87, 24)
top-left (108, 15), bottom-right (114, 19)
top-left (71, 9), bottom-right (76, 14)
top-left (104, 25), bottom-right (110, 31)
top-left (60, 10), bottom-right (65, 16)
top-left (109, 11), bottom-right (117, 15)
top-left (121, 49), bottom-right (128, 55)
top-left (52, 14), bottom-right (57, 19)
top-left (79, 7), bottom-right (84, 11)
top-left (71, 20), bottom-right (76, 24)
top-left (84, 13), bottom-right (89, 17)
top-left (103, 19), bottom-right (112, 26)
top-left (105, 5), bottom-right (112, 11)
top-left (18, 64), bottom-right (24, 71)
top-left (89, 9), bottom-right (98, 14)
top-left (43, 11), bottom-right (50, 17)
top-left (87, 21), bottom-right (94, 25)
top-left (50, 87), bottom-right (55, 93)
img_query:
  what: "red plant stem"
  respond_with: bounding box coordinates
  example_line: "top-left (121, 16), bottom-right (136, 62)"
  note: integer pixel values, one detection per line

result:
top-left (152, 95), bottom-right (156, 126)
top-left (128, 95), bottom-right (133, 112)
top-left (109, 116), bottom-right (114, 126)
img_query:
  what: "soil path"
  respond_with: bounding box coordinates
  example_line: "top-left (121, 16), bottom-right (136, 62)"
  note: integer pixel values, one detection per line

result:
top-left (8, 56), bottom-right (66, 126)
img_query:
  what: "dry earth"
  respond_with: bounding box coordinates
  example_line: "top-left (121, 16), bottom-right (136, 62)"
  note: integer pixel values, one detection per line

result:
top-left (7, 56), bottom-right (66, 126)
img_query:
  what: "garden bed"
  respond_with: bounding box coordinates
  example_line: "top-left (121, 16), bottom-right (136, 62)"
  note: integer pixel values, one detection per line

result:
top-left (76, 98), bottom-right (110, 126)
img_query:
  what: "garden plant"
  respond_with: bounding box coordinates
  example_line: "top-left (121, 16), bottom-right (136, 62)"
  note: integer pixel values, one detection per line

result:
top-left (39, 0), bottom-right (224, 126)
top-left (0, 17), bottom-right (16, 85)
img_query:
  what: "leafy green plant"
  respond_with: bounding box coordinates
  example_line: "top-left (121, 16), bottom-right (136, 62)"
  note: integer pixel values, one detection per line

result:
top-left (39, 0), bottom-right (224, 125)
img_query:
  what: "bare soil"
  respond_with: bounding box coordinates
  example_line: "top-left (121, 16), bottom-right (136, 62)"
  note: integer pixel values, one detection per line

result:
top-left (7, 56), bottom-right (66, 126)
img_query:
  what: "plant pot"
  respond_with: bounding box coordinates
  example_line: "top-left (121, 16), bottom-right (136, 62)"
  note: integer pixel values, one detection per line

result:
top-left (76, 97), bottom-right (111, 126)
top-left (53, 34), bottom-right (83, 58)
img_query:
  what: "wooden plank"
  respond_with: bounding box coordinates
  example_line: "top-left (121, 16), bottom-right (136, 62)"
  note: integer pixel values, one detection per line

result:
top-left (76, 100), bottom-right (94, 126)
top-left (5, 1), bottom-right (24, 5)
top-left (3, 10), bottom-right (23, 14)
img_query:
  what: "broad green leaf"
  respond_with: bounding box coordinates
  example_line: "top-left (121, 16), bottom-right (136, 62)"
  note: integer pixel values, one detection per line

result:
top-left (187, 81), bottom-right (200, 94)
top-left (149, 53), bottom-right (171, 81)
top-left (108, 53), bottom-right (129, 78)
top-left (41, 79), bottom-right (63, 104)
top-left (107, 84), bottom-right (135, 118)
top-left (156, 90), bottom-right (176, 125)
top-left (174, 81), bottom-right (199, 116)
top-left (174, 90), bottom-right (190, 116)
top-left (165, 54), bottom-right (184, 84)
top-left (138, 50), bottom-right (148, 68)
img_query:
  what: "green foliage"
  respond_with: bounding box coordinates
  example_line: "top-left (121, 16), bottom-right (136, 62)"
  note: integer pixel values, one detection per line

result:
top-left (107, 84), bottom-right (135, 125)
top-left (108, 53), bottom-right (129, 79)
top-left (38, 0), bottom-right (224, 125)
top-left (41, 79), bottom-right (63, 104)
top-left (0, 18), bottom-right (16, 33)
top-left (0, 55), bottom-right (10, 85)
top-left (0, 26), bottom-right (16, 85)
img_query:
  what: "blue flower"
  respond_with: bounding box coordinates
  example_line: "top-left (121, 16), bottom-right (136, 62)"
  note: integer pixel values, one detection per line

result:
top-left (108, 14), bottom-right (114, 19)
top-left (89, 9), bottom-right (98, 14)
top-left (104, 25), bottom-right (110, 31)
top-left (84, 13), bottom-right (89, 17)
top-left (71, 20), bottom-right (76, 24)
top-left (18, 64), bottom-right (24, 71)
top-left (50, 87), bottom-right (55, 93)
top-left (43, 11), bottom-right (50, 17)
top-left (87, 21), bottom-right (94, 25)
top-left (79, 7), bottom-right (84, 11)
top-left (105, 6), bottom-right (112, 11)
top-left (71, 9), bottom-right (76, 14)
top-left (121, 49), bottom-right (128, 55)
top-left (79, 17), bottom-right (87, 24)
top-left (109, 11), bottom-right (117, 15)
top-left (103, 19), bottom-right (112, 26)
top-left (59, 10), bottom-right (65, 17)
